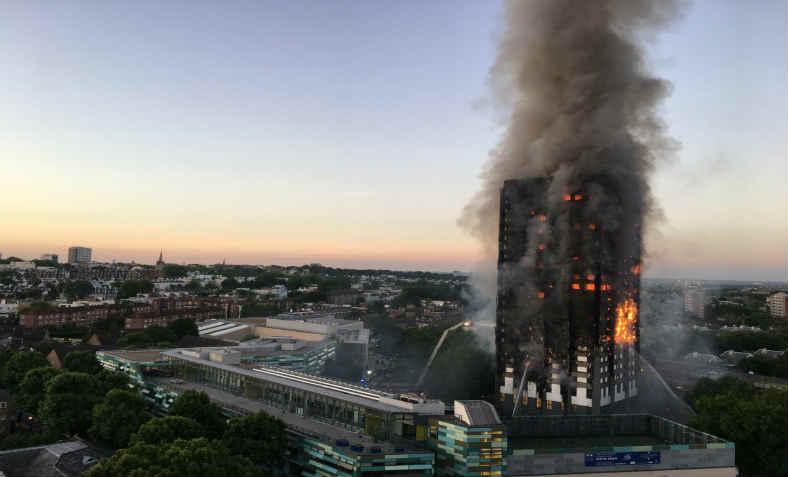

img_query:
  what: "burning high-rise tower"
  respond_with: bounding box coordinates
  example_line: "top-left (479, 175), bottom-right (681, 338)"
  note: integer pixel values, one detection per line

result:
top-left (459, 0), bottom-right (679, 416)
top-left (495, 178), bottom-right (641, 416)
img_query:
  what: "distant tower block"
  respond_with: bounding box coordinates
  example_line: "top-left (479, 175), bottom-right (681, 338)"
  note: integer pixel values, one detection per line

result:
top-left (495, 179), bottom-right (641, 416)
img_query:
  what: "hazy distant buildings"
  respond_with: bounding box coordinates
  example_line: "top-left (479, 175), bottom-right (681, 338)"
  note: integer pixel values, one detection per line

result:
top-left (67, 246), bottom-right (92, 264)
top-left (683, 285), bottom-right (706, 318)
top-left (39, 253), bottom-right (58, 262)
top-left (766, 292), bottom-right (787, 318)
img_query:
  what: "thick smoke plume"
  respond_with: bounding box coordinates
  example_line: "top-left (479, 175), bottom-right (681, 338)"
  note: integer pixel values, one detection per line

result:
top-left (461, 0), bottom-right (682, 254)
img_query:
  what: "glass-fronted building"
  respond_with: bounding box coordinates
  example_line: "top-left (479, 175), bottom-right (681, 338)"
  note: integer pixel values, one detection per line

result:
top-left (427, 401), bottom-right (507, 477)
top-left (161, 348), bottom-right (444, 441)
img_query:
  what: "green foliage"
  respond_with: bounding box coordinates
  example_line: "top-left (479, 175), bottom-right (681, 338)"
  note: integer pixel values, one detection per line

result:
top-left (63, 350), bottom-right (102, 374)
top-left (715, 330), bottom-right (787, 352)
top-left (222, 410), bottom-right (287, 468)
top-left (691, 387), bottom-right (787, 476)
top-left (95, 369), bottom-right (132, 394)
top-left (84, 438), bottom-right (257, 477)
top-left (117, 280), bottom-right (154, 299)
top-left (423, 329), bottom-right (495, 401)
top-left (89, 389), bottom-right (152, 448)
top-left (47, 323), bottom-right (88, 339)
top-left (184, 280), bottom-right (202, 292)
top-left (240, 302), bottom-right (280, 318)
top-left (318, 276), bottom-right (351, 295)
top-left (117, 326), bottom-right (177, 348)
top-left (167, 318), bottom-right (198, 339)
top-left (62, 280), bottom-right (94, 301)
top-left (32, 259), bottom-right (58, 268)
top-left (40, 372), bottom-right (103, 435)
top-left (18, 301), bottom-right (55, 313)
top-left (90, 314), bottom-right (127, 335)
top-left (0, 430), bottom-right (60, 451)
top-left (684, 375), bottom-right (757, 410)
top-left (163, 264), bottom-right (188, 278)
top-left (220, 277), bottom-right (240, 290)
top-left (131, 416), bottom-right (203, 446)
top-left (1, 351), bottom-right (49, 391)
top-left (16, 366), bottom-right (59, 413)
top-left (169, 390), bottom-right (226, 439)
top-left (738, 353), bottom-right (787, 378)
top-left (393, 279), bottom-right (463, 307)
top-left (251, 272), bottom-right (282, 288)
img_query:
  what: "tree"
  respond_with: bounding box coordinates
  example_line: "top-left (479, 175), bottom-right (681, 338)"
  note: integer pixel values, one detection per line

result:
top-left (16, 366), bottom-right (59, 413)
top-left (168, 390), bottom-right (226, 439)
top-left (184, 280), bottom-right (202, 292)
top-left (164, 264), bottom-right (188, 278)
top-left (62, 280), bottom-right (95, 301)
top-left (167, 318), bottom-right (198, 340)
top-left (1, 351), bottom-right (49, 391)
top-left (40, 372), bottom-right (103, 435)
top-left (63, 350), bottom-right (102, 374)
top-left (117, 280), bottom-right (154, 299)
top-left (222, 410), bottom-right (287, 468)
top-left (691, 389), bottom-right (787, 476)
top-left (220, 277), bottom-right (240, 290)
top-left (131, 416), bottom-right (203, 446)
top-left (89, 389), bottom-right (151, 448)
top-left (95, 369), bottom-right (132, 394)
top-left (84, 438), bottom-right (257, 477)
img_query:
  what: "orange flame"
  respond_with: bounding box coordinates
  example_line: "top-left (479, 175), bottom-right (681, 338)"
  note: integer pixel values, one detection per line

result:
top-left (588, 224), bottom-right (596, 230)
top-left (614, 298), bottom-right (637, 344)
top-left (632, 264), bottom-right (641, 275)
top-left (539, 215), bottom-right (547, 222)
top-left (563, 194), bottom-right (572, 201)
top-left (571, 283), bottom-right (581, 290)
top-left (537, 291), bottom-right (545, 299)
top-left (586, 283), bottom-right (595, 291)
top-left (538, 244), bottom-right (546, 250)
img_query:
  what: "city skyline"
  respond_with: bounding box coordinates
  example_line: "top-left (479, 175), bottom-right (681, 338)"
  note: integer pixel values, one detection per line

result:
top-left (2, 0), bottom-right (786, 281)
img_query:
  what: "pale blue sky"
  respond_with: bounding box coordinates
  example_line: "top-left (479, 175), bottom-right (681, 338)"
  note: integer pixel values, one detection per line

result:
top-left (1, 0), bottom-right (785, 280)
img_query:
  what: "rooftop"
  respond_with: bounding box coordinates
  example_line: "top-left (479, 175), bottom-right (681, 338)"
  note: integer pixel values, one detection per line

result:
top-left (97, 349), bottom-right (169, 364)
top-left (162, 348), bottom-right (444, 415)
top-left (149, 377), bottom-right (425, 457)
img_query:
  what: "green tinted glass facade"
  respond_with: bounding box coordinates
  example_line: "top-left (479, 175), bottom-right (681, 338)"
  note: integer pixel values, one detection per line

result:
top-left (427, 418), bottom-right (507, 477)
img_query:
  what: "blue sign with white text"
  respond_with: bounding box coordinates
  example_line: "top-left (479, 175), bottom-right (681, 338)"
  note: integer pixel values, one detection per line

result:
top-left (584, 451), bottom-right (660, 466)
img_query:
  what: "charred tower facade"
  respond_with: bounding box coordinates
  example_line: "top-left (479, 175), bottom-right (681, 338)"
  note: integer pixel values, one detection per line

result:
top-left (495, 178), bottom-right (641, 416)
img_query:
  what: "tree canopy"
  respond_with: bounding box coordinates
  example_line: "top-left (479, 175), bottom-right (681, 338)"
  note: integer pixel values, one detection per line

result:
top-left (117, 280), bottom-right (154, 299)
top-left (89, 389), bottom-right (152, 448)
top-left (40, 372), bottom-right (103, 435)
top-left (63, 350), bottom-right (102, 375)
top-left (687, 376), bottom-right (787, 476)
top-left (62, 280), bottom-right (94, 301)
top-left (1, 351), bottom-right (49, 391)
top-left (83, 438), bottom-right (257, 477)
top-left (167, 318), bottom-right (198, 339)
top-left (16, 366), bottom-right (59, 413)
top-left (168, 390), bottom-right (226, 439)
top-left (131, 416), bottom-right (203, 446)
top-left (222, 410), bottom-right (287, 469)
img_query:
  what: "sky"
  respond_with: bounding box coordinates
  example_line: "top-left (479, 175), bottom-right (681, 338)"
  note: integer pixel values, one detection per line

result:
top-left (0, 0), bottom-right (785, 281)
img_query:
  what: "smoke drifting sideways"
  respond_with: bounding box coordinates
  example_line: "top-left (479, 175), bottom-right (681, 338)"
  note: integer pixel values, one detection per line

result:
top-left (460, 0), bottom-right (684, 337)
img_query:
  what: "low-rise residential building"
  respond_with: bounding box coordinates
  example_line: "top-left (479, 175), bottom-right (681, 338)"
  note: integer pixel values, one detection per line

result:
top-left (20, 305), bottom-right (112, 328)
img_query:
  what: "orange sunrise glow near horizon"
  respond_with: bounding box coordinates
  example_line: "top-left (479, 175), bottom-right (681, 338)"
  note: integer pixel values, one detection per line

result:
top-left (1, 1), bottom-right (786, 281)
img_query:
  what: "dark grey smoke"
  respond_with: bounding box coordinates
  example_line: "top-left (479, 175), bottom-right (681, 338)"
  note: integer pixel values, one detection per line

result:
top-left (461, 0), bottom-right (683, 253)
